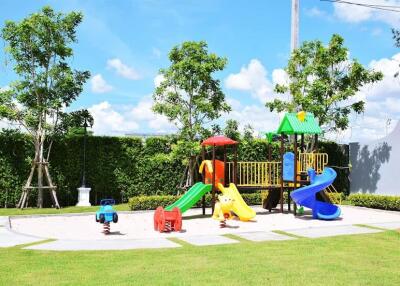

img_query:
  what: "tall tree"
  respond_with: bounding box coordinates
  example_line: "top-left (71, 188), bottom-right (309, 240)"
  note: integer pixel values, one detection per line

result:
top-left (0, 7), bottom-right (90, 207)
top-left (153, 41), bottom-right (230, 185)
top-left (266, 34), bottom-right (383, 132)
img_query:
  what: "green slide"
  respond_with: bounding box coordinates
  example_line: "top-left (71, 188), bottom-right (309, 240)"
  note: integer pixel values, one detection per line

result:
top-left (165, 182), bottom-right (212, 213)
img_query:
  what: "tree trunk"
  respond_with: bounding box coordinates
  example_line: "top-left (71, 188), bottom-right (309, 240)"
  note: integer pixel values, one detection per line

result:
top-left (37, 140), bottom-right (44, 208)
top-left (188, 156), bottom-right (195, 186)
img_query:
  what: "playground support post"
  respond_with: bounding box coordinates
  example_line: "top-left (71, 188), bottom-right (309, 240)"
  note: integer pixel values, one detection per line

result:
top-left (212, 145), bottom-right (216, 213)
top-left (201, 146), bottom-right (206, 215)
top-left (300, 134), bottom-right (304, 152)
top-left (233, 144), bottom-right (238, 185)
top-left (293, 133), bottom-right (298, 215)
top-left (280, 134), bottom-right (284, 213)
top-left (223, 145), bottom-right (227, 187)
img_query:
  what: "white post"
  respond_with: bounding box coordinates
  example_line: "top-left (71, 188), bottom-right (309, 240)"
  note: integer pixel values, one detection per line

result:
top-left (76, 187), bottom-right (91, 207)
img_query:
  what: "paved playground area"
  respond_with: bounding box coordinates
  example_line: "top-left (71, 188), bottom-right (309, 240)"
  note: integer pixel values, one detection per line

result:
top-left (2, 205), bottom-right (400, 251)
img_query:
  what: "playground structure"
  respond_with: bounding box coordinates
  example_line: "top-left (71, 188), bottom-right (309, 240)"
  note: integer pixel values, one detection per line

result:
top-left (204, 111), bottom-right (341, 219)
top-left (154, 111), bottom-right (341, 224)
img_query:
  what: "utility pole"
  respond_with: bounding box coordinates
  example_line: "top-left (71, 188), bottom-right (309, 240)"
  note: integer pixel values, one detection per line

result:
top-left (290, 0), bottom-right (300, 113)
top-left (291, 0), bottom-right (299, 52)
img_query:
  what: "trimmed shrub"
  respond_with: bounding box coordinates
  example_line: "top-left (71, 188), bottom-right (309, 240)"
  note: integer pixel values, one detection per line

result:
top-left (348, 193), bottom-right (400, 211)
top-left (128, 192), bottom-right (264, 211)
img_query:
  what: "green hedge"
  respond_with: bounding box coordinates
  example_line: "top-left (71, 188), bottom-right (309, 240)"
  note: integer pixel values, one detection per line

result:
top-left (0, 130), bottom-right (349, 207)
top-left (348, 194), bottom-right (400, 211)
top-left (128, 193), bottom-right (263, 211)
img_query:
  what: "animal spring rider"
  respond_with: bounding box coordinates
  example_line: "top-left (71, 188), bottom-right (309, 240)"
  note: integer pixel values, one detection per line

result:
top-left (154, 207), bottom-right (182, 232)
top-left (212, 195), bottom-right (234, 227)
top-left (96, 199), bottom-right (118, 234)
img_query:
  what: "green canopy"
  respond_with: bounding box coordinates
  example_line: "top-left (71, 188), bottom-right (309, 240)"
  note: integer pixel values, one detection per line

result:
top-left (277, 112), bottom-right (321, 135)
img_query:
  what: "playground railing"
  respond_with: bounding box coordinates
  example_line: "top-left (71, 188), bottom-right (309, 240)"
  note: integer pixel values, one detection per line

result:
top-left (227, 161), bottom-right (281, 187)
top-left (298, 153), bottom-right (328, 174)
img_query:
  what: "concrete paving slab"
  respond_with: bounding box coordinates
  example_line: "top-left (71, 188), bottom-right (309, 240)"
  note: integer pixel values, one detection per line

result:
top-left (0, 227), bottom-right (45, 247)
top-left (234, 231), bottom-right (296, 242)
top-left (365, 221), bottom-right (400, 230)
top-left (285, 225), bottom-right (382, 238)
top-left (24, 238), bottom-right (181, 251)
top-left (0, 216), bottom-right (8, 226)
top-left (179, 235), bottom-right (239, 246)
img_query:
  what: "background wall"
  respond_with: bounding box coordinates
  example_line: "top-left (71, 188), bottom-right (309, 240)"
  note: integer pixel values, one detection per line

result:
top-left (350, 121), bottom-right (400, 196)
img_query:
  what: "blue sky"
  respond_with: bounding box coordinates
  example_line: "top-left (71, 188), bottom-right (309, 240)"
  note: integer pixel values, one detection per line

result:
top-left (1, 0), bottom-right (399, 141)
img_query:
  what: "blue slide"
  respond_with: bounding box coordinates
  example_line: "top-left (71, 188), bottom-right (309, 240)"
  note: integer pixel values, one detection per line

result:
top-left (291, 167), bottom-right (341, 220)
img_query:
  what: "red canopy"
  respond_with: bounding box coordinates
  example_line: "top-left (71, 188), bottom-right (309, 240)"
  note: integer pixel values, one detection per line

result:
top-left (201, 135), bottom-right (238, 146)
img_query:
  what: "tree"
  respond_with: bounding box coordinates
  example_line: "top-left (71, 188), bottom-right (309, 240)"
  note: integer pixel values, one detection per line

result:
top-left (266, 34), bottom-right (383, 132)
top-left (391, 28), bottom-right (400, 77)
top-left (242, 124), bottom-right (255, 141)
top-left (223, 119), bottom-right (240, 141)
top-left (153, 41), bottom-right (230, 185)
top-left (0, 7), bottom-right (90, 208)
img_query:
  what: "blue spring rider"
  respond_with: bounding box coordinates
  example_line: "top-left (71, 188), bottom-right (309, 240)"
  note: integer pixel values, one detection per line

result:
top-left (96, 199), bottom-right (118, 234)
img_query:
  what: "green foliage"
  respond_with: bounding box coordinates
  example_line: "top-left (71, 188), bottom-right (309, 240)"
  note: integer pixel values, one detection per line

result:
top-left (0, 6), bottom-right (90, 133)
top-left (224, 119), bottom-right (240, 141)
top-left (153, 41), bottom-right (231, 159)
top-left (242, 124), bottom-right (255, 141)
top-left (266, 34), bottom-right (383, 131)
top-left (128, 192), bottom-right (263, 211)
top-left (348, 194), bottom-right (400, 211)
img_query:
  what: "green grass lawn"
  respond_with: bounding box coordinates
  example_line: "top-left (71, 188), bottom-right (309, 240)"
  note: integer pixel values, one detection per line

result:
top-left (0, 204), bottom-right (130, 216)
top-left (0, 230), bottom-right (399, 286)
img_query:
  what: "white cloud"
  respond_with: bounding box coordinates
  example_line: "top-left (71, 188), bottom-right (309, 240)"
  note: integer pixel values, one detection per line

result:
top-left (332, 0), bottom-right (400, 27)
top-left (225, 59), bottom-right (284, 103)
top-left (90, 74), bottom-right (113, 93)
top-left (325, 53), bottom-right (400, 142)
top-left (87, 96), bottom-right (176, 135)
top-left (130, 97), bottom-right (175, 131)
top-left (107, 58), bottom-right (141, 80)
top-left (88, 101), bottom-right (138, 135)
top-left (305, 7), bottom-right (327, 18)
top-left (154, 74), bottom-right (165, 87)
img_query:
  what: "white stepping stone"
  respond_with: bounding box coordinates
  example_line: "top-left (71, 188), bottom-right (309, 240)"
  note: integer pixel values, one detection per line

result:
top-left (235, 231), bottom-right (296, 242)
top-left (179, 235), bottom-right (239, 246)
top-left (0, 227), bottom-right (45, 247)
top-left (0, 216), bottom-right (8, 226)
top-left (285, 225), bottom-right (382, 238)
top-left (365, 221), bottom-right (400, 230)
top-left (25, 238), bottom-right (181, 251)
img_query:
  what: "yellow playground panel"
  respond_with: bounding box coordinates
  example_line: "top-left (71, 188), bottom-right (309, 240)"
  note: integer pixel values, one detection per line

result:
top-left (227, 161), bottom-right (281, 187)
top-left (227, 153), bottom-right (328, 188)
top-left (298, 152), bottom-right (328, 174)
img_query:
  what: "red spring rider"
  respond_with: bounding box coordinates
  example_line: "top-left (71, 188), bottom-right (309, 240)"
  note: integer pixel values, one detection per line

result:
top-left (154, 207), bottom-right (182, 232)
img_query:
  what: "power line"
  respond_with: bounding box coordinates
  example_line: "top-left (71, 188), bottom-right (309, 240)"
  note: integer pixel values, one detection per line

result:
top-left (320, 0), bottom-right (400, 13)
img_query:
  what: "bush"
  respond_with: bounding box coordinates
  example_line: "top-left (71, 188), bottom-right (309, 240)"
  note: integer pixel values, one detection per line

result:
top-left (128, 192), bottom-right (264, 211)
top-left (348, 193), bottom-right (400, 211)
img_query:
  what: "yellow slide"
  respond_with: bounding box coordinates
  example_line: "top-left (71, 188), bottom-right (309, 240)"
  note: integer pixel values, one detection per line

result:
top-left (217, 183), bottom-right (256, 221)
